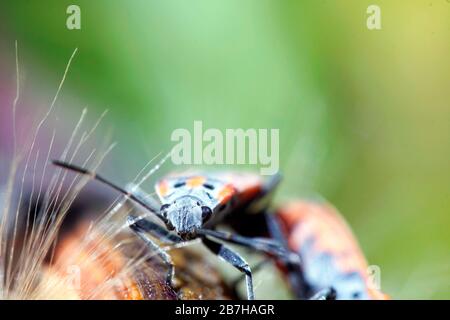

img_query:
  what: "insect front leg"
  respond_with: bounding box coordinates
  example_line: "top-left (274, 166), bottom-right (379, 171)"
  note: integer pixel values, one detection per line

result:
top-left (309, 287), bottom-right (337, 300)
top-left (127, 216), bottom-right (182, 286)
top-left (127, 215), bottom-right (182, 243)
top-left (230, 259), bottom-right (269, 296)
top-left (202, 237), bottom-right (254, 300)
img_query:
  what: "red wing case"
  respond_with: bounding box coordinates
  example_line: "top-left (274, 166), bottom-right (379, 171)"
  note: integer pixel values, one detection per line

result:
top-left (276, 201), bottom-right (389, 300)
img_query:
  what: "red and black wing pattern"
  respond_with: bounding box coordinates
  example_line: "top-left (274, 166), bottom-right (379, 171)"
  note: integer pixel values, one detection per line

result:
top-left (155, 171), bottom-right (264, 211)
top-left (276, 201), bottom-right (389, 300)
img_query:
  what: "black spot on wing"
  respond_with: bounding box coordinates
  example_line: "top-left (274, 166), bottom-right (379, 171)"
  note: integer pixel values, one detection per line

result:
top-left (203, 183), bottom-right (215, 190)
top-left (174, 181), bottom-right (186, 188)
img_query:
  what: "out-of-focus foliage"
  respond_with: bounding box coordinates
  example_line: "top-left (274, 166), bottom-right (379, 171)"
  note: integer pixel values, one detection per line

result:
top-left (0, 1), bottom-right (448, 298)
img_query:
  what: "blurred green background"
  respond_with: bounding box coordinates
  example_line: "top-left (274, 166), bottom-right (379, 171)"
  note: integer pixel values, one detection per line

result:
top-left (0, 1), bottom-right (449, 298)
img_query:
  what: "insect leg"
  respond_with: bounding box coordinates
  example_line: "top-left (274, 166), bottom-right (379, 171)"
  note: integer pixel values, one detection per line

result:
top-left (228, 214), bottom-right (310, 299)
top-left (198, 228), bottom-right (298, 264)
top-left (309, 287), bottom-right (337, 300)
top-left (202, 237), bottom-right (254, 300)
top-left (127, 216), bottom-right (181, 286)
top-left (198, 228), bottom-right (313, 298)
top-left (265, 212), bottom-right (310, 298)
top-left (127, 215), bottom-right (182, 243)
top-left (230, 259), bottom-right (270, 293)
top-left (265, 211), bottom-right (289, 247)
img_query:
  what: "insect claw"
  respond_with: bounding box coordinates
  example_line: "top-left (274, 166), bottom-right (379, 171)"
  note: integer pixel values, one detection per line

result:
top-left (126, 215), bottom-right (138, 226)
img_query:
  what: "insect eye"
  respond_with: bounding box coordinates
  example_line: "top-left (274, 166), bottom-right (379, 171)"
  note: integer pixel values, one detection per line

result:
top-left (201, 206), bottom-right (213, 222)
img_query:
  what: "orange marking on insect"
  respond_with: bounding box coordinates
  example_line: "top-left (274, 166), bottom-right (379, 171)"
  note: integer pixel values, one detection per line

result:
top-left (368, 289), bottom-right (390, 300)
top-left (158, 180), bottom-right (169, 197)
top-left (238, 185), bottom-right (261, 203)
top-left (277, 201), bottom-right (390, 299)
top-left (279, 202), bottom-right (367, 274)
top-left (217, 185), bottom-right (235, 204)
top-left (186, 176), bottom-right (206, 188)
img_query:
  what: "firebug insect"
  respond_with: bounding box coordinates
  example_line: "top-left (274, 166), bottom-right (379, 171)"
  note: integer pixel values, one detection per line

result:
top-left (274, 201), bottom-right (389, 300)
top-left (51, 161), bottom-right (295, 300)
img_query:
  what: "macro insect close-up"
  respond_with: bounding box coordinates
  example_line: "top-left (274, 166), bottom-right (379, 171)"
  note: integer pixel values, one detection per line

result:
top-left (0, 0), bottom-right (449, 312)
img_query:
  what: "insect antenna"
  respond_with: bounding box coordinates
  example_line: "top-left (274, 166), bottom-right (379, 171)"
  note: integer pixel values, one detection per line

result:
top-left (51, 160), bottom-right (167, 224)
